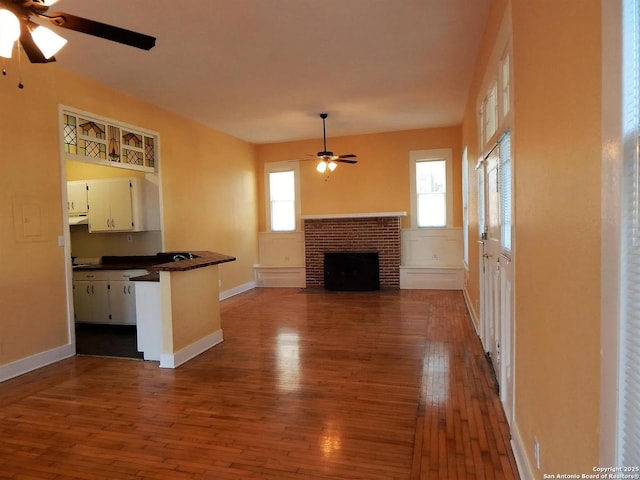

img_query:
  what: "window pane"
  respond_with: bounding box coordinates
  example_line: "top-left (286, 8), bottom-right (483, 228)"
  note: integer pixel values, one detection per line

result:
top-left (416, 160), bottom-right (446, 227)
top-left (270, 171), bottom-right (295, 201)
top-left (500, 132), bottom-right (512, 252)
top-left (416, 160), bottom-right (446, 194)
top-left (269, 170), bottom-right (295, 231)
top-left (271, 201), bottom-right (295, 231)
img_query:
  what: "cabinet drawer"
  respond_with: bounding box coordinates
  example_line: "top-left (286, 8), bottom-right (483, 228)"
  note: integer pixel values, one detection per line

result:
top-left (107, 270), bottom-right (148, 281)
top-left (73, 271), bottom-right (111, 281)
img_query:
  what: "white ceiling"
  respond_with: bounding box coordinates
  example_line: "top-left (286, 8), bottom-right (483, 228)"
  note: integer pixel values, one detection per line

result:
top-left (48, 0), bottom-right (490, 144)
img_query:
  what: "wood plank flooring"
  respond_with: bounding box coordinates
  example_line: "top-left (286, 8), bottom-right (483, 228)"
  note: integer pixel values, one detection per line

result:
top-left (0, 288), bottom-right (519, 479)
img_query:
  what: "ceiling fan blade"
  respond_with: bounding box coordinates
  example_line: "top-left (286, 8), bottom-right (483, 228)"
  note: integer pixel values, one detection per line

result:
top-left (19, 24), bottom-right (55, 63)
top-left (337, 159), bottom-right (358, 164)
top-left (46, 12), bottom-right (156, 50)
top-left (337, 154), bottom-right (357, 159)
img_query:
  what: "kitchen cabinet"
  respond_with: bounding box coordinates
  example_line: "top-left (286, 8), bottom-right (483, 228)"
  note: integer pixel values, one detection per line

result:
top-left (73, 272), bottom-right (110, 324)
top-left (67, 181), bottom-right (88, 215)
top-left (73, 270), bottom-right (146, 325)
top-left (87, 178), bottom-right (139, 233)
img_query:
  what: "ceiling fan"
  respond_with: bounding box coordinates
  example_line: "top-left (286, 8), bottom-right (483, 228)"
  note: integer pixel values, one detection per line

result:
top-left (0, 0), bottom-right (155, 65)
top-left (308, 113), bottom-right (358, 173)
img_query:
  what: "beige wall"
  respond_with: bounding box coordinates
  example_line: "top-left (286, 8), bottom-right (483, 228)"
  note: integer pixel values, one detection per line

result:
top-left (0, 61), bottom-right (258, 368)
top-left (256, 127), bottom-right (462, 231)
top-left (463, 0), bottom-right (602, 474)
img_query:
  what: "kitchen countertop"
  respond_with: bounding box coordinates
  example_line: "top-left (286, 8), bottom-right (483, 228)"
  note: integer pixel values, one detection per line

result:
top-left (73, 251), bottom-right (236, 282)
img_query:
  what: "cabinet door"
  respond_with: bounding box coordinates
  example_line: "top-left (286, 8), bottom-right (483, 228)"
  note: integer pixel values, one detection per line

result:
top-left (87, 181), bottom-right (113, 232)
top-left (73, 280), bottom-right (93, 323)
top-left (108, 179), bottom-right (134, 232)
top-left (67, 181), bottom-right (88, 215)
top-left (73, 280), bottom-right (110, 323)
top-left (109, 280), bottom-right (137, 325)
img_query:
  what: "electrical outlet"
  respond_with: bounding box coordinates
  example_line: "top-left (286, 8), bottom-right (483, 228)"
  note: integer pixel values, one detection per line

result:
top-left (431, 253), bottom-right (438, 260)
top-left (218, 279), bottom-right (222, 287)
top-left (533, 437), bottom-right (541, 469)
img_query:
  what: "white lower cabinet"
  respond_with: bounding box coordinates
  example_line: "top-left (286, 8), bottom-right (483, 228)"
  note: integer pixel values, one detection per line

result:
top-left (73, 270), bottom-right (146, 325)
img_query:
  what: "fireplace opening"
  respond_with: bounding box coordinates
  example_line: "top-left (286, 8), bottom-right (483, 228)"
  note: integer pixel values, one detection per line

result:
top-left (324, 252), bottom-right (380, 291)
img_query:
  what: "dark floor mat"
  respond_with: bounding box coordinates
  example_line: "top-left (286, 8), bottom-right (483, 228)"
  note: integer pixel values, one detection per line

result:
top-left (75, 323), bottom-right (144, 359)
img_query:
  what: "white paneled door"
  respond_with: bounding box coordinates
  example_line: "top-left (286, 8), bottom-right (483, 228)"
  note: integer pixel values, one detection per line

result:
top-left (478, 136), bottom-right (514, 426)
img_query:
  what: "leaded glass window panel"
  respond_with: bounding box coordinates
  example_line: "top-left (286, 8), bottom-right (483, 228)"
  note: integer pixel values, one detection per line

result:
top-left (122, 131), bottom-right (142, 147)
top-left (144, 136), bottom-right (155, 168)
top-left (123, 148), bottom-right (143, 165)
top-left (79, 119), bottom-right (106, 139)
top-left (108, 125), bottom-right (121, 162)
top-left (79, 139), bottom-right (107, 159)
top-left (61, 108), bottom-right (159, 172)
top-left (63, 114), bottom-right (77, 154)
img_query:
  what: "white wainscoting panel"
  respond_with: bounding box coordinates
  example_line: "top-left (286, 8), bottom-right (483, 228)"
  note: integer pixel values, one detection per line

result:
top-left (258, 232), bottom-right (305, 266)
top-left (400, 228), bottom-right (464, 289)
top-left (256, 232), bottom-right (306, 287)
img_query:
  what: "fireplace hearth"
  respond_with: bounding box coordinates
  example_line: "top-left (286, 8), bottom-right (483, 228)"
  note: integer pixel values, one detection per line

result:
top-left (324, 252), bottom-right (380, 291)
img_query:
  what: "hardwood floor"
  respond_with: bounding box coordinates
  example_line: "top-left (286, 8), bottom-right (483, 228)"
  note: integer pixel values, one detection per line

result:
top-left (0, 288), bottom-right (519, 479)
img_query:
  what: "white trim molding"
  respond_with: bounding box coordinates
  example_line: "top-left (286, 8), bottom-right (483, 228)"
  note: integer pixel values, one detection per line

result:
top-left (159, 329), bottom-right (223, 369)
top-left (0, 343), bottom-right (75, 383)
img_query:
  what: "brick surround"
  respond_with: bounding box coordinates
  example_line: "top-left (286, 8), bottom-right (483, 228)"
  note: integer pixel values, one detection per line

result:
top-left (303, 216), bottom-right (401, 288)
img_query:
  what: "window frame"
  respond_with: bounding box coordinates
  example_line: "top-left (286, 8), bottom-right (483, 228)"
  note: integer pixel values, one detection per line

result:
top-left (409, 148), bottom-right (453, 229)
top-left (264, 160), bottom-right (301, 232)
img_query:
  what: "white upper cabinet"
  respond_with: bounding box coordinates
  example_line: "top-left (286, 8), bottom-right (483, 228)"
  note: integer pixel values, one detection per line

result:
top-left (67, 180), bottom-right (88, 216)
top-left (86, 177), bottom-right (157, 233)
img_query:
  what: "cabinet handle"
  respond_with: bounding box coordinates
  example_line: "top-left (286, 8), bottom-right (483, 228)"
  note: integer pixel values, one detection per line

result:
top-left (107, 218), bottom-right (110, 228)
top-left (124, 286), bottom-right (127, 294)
top-left (111, 218), bottom-right (116, 228)
top-left (71, 201), bottom-right (75, 210)
top-left (86, 286), bottom-right (90, 294)
top-left (128, 285), bottom-right (132, 294)
top-left (91, 285), bottom-right (95, 294)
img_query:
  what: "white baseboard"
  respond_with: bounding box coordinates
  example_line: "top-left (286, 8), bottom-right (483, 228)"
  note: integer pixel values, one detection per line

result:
top-left (0, 343), bottom-right (76, 383)
top-left (462, 286), bottom-right (481, 336)
top-left (220, 281), bottom-right (255, 300)
top-left (511, 420), bottom-right (533, 480)
top-left (159, 329), bottom-right (223, 369)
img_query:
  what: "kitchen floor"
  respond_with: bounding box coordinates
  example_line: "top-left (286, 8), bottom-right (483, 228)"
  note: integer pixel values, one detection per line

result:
top-left (75, 323), bottom-right (143, 359)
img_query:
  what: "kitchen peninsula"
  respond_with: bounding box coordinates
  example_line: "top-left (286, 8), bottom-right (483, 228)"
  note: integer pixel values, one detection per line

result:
top-left (74, 251), bottom-right (235, 368)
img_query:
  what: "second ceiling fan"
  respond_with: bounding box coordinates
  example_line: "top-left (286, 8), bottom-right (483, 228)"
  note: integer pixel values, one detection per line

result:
top-left (310, 113), bottom-right (358, 173)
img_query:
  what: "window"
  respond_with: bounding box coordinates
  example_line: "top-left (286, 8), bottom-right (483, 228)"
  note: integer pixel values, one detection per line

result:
top-left (60, 106), bottom-right (158, 172)
top-left (462, 146), bottom-right (469, 266)
top-left (484, 82), bottom-right (498, 145)
top-left (619, 0), bottom-right (640, 463)
top-left (500, 53), bottom-right (511, 119)
top-left (264, 161), bottom-right (300, 232)
top-left (409, 149), bottom-right (453, 228)
top-left (499, 132), bottom-right (512, 253)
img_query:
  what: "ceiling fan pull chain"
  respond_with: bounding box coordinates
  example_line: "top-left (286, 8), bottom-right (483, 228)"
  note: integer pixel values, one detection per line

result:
top-left (17, 41), bottom-right (24, 89)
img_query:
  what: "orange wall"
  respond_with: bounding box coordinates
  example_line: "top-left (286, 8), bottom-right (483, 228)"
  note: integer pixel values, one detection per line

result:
top-left (462, 0), bottom-right (602, 475)
top-left (256, 127), bottom-right (462, 231)
top-left (511, 0), bottom-right (601, 473)
top-left (0, 60), bottom-right (258, 369)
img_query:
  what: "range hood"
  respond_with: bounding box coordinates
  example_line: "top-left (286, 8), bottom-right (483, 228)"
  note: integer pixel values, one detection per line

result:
top-left (69, 215), bottom-right (88, 226)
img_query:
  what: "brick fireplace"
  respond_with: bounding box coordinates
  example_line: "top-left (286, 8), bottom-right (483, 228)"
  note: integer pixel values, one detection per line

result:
top-left (302, 213), bottom-right (404, 288)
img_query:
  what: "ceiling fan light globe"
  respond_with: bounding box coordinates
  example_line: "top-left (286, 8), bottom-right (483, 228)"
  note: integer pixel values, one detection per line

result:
top-left (328, 161), bottom-right (338, 171)
top-left (316, 161), bottom-right (327, 173)
top-left (0, 10), bottom-right (20, 58)
top-left (31, 25), bottom-right (68, 59)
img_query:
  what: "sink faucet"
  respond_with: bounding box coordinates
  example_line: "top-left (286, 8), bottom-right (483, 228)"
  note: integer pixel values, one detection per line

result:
top-left (172, 252), bottom-right (193, 261)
